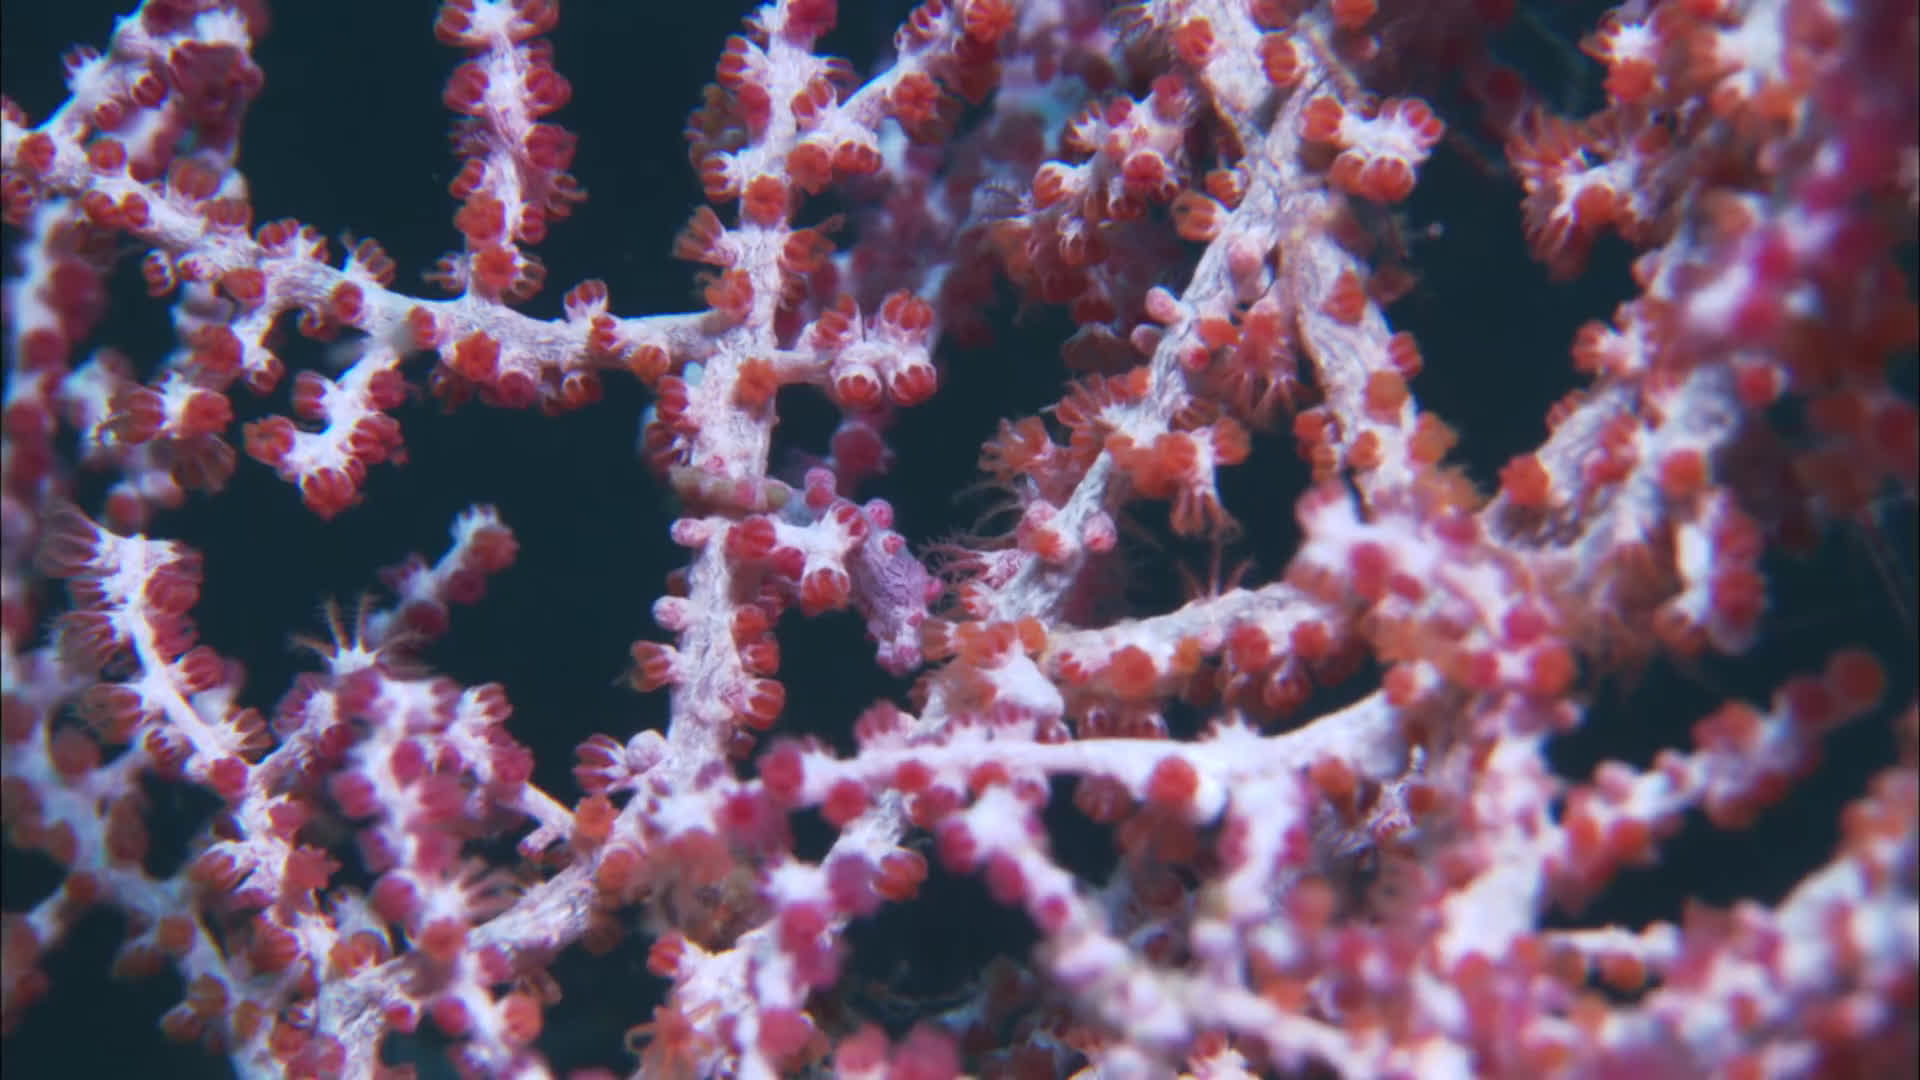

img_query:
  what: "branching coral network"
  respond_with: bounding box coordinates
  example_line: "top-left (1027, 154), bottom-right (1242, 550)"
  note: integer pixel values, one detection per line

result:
top-left (1, 1), bottom-right (1915, 1078)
